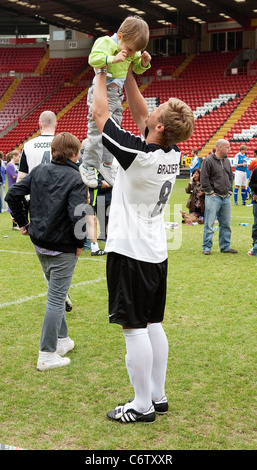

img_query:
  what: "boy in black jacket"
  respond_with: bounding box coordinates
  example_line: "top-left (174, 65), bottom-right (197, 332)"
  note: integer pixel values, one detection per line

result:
top-left (6, 132), bottom-right (88, 370)
top-left (248, 167), bottom-right (257, 257)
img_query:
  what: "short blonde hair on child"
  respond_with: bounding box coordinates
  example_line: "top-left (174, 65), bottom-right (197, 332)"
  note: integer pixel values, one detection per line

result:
top-left (51, 132), bottom-right (81, 163)
top-left (118, 15), bottom-right (149, 51)
top-left (159, 98), bottom-right (195, 148)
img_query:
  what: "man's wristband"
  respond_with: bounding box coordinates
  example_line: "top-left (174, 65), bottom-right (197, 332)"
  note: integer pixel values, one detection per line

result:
top-left (95, 69), bottom-right (107, 74)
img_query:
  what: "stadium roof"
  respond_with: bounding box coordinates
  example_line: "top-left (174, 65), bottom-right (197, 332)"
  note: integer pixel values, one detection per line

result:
top-left (0, 0), bottom-right (255, 37)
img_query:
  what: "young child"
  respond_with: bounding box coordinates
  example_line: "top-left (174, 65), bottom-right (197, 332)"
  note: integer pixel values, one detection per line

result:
top-left (5, 132), bottom-right (88, 371)
top-left (79, 15), bottom-right (151, 188)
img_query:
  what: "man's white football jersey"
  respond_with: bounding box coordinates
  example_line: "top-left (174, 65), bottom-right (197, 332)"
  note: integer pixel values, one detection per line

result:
top-left (102, 117), bottom-right (180, 263)
top-left (19, 134), bottom-right (55, 174)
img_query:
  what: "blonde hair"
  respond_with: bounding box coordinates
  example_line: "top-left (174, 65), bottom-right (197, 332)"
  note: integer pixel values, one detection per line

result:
top-left (51, 132), bottom-right (81, 163)
top-left (118, 16), bottom-right (149, 51)
top-left (159, 98), bottom-right (195, 147)
top-left (239, 144), bottom-right (247, 152)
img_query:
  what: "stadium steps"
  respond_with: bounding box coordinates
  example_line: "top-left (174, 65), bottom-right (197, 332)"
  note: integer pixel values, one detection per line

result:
top-left (72, 65), bottom-right (92, 85)
top-left (0, 78), bottom-right (21, 112)
top-left (198, 81), bottom-right (257, 156)
top-left (57, 87), bottom-right (88, 118)
top-left (34, 47), bottom-right (50, 74)
top-left (172, 54), bottom-right (196, 78)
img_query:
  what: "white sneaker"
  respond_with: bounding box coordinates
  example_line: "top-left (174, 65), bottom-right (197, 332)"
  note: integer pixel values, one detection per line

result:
top-left (99, 163), bottom-right (116, 186)
top-left (37, 351), bottom-right (70, 371)
top-left (56, 337), bottom-right (74, 356)
top-left (79, 164), bottom-right (98, 188)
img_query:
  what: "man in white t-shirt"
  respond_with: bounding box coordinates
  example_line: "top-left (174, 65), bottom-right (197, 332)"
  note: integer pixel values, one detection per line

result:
top-left (17, 110), bottom-right (57, 181)
top-left (92, 66), bottom-right (194, 423)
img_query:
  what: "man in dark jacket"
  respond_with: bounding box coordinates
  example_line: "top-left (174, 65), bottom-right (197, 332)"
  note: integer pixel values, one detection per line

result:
top-left (200, 139), bottom-right (238, 255)
top-left (5, 132), bottom-right (88, 371)
top-left (17, 110), bottom-right (73, 312)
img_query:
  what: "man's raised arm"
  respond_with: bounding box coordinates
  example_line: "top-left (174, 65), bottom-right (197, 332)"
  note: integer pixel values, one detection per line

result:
top-left (124, 66), bottom-right (149, 137)
top-left (92, 70), bottom-right (110, 134)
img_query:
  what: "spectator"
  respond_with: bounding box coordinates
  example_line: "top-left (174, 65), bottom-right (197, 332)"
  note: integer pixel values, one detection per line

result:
top-left (90, 172), bottom-right (112, 242)
top-left (248, 149), bottom-right (257, 175)
top-left (83, 171), bottom-right (110, 255)
top-left (86, 182), bottom-right (107, 256)
top-left (181, 153), bottom-right (188, 166)
top-left (185, 168), bottom-right (205, 222)
top-left (246, 149), bottom-right (257, 207)
top-left (16, 110), bottom-right (72, 312)
top-left (200, 139), bottom-right (237, 255)
top-left (17, 110), bottom-right (57, 182)
top-left (233, 144), bottom-right (248, 205)
top-left (5, 150), bottom-right (20, 229)
top-left (189, 149), bottom-right (200, 175)
top-left (0, 151), bottom-right (6, 213)
top-left (5, 132), bottom-right (88, 371)
top-left (248, 167), bottom-right (257, 257)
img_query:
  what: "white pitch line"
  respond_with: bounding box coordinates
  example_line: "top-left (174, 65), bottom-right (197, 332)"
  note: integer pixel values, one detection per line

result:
top-left (0, 249), bottom-right (36, 255)
top-left (78, 257), bottom-right (106, 262)
top-left (0, 277), bottom-right (106, 309)
top-left (0, 249), bottom-right (107, 261)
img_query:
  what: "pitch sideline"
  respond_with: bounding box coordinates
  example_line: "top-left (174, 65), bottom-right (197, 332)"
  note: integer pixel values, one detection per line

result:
top-left (0, 277), bottom-right (106, 309)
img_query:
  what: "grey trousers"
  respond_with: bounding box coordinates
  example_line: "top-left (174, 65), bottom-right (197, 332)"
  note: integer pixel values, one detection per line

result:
top-left (36, 251), bottom-right (77, 352)
top-left (83, 85), bottom-right (124, 169)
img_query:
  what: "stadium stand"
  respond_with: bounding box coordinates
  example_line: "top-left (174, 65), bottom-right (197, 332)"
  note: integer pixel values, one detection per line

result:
top-left (0, 46), bottom-right (45, 74)
top-left (43, 56), bottom-right (89, 82)
top-left (0, 46), bottom-right (257, 163)
top-left (0, 77), bottom-right (14, 99)
top-left (0, 75), bottom-right (62, 131)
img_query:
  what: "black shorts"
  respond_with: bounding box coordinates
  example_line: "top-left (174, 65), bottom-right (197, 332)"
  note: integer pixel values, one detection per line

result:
top-left (106, 252), bottom-right (167, 328)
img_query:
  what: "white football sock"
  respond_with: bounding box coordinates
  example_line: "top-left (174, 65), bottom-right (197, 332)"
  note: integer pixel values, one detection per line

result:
top-left (147, 323), bottom-right (168, 402)
top-left (123, 328), bottom-right (153, 413)
top-left (91, 242), bottom-right (99, 252)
